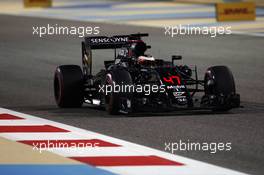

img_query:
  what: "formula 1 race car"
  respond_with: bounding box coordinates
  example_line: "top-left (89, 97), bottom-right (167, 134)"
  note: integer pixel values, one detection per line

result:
top-left (54, 33), bottom-right (240, 114)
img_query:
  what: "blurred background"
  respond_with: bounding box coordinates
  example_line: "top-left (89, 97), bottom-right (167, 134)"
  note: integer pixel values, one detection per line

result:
top-left (0, 0), bottom-right (264, 36)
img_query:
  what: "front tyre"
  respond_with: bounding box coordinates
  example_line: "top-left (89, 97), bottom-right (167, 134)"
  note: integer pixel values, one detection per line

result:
top-left (105, 68), bottom-right (133, 115)
top-left (203, 66), bottom-right (240, 111)
top-left (54, 65), bottom-right (84, 108)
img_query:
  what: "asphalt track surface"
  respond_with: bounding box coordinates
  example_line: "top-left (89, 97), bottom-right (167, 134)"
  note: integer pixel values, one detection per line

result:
top-left (0, 14), bottom-right (264, 175)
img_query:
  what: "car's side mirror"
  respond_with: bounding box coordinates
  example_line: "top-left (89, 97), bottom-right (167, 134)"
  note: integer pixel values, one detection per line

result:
top-left (171, 55), bottom-right (182, 65)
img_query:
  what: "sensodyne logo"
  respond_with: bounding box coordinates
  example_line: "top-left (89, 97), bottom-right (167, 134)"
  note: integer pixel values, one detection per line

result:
top-left (91, 37), bottom-right (128, 43)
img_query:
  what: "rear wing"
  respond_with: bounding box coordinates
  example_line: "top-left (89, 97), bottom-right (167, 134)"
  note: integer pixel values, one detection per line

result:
top-left (84, 33), bottom-right (149, 49)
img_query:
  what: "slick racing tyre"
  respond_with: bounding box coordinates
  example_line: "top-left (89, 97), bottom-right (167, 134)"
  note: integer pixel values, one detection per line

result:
top-left (54, 65), bottom-right (84, 108)
top-left (105, 68), bottom-right (133, 115)
top-left (204, 66), bottom-right (237, 111)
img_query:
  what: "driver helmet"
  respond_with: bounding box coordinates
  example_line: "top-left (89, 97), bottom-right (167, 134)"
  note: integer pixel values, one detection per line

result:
top-left (130, 41), bottom-right (147, 57)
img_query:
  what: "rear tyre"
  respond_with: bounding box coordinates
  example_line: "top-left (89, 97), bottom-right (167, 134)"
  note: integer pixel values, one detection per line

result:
top-left (204, 66), bottom-right (237, 111)
top-left (54, 65), bottom-right (84, 108)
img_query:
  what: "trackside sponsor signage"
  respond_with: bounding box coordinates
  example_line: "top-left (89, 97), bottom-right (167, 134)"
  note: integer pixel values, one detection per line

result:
top-left (24, 0), bottom-right (52, 8)
top-left (216, 2), bottom-right (256, 21)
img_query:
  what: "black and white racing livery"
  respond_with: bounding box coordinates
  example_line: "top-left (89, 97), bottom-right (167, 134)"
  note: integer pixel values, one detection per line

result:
top-left (54, 33), bottom-right (240, 114)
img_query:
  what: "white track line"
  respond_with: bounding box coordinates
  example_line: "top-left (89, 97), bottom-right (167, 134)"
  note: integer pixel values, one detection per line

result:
top-left (51, 147), bottom-right (151, 157)
top-left (0, 132), bottom-right (91, 141)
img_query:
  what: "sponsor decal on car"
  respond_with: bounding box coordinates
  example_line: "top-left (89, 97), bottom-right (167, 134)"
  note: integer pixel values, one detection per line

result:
top-left (90, 37), bottom-right (129, 44)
